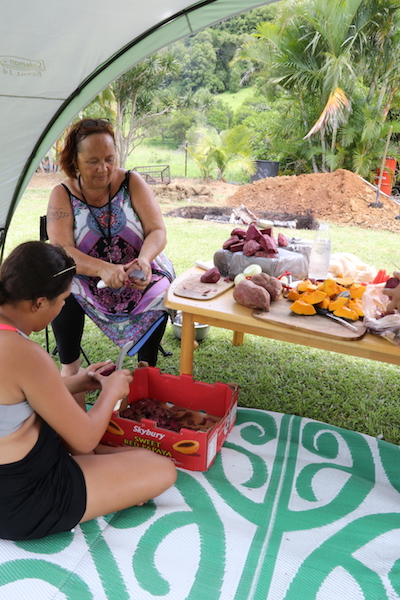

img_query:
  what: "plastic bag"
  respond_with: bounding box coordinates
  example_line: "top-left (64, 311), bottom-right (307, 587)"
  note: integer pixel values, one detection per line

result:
top-left (362, 283), bottom-right (400, 346)
top-left (213, 246), bottom-right (309, 280)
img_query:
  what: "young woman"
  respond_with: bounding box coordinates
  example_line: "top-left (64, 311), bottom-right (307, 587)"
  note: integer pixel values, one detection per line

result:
top-left (0, 241), bottom-right (176, 541)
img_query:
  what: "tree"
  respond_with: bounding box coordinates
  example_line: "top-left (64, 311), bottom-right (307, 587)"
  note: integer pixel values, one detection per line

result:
top-left (188, 125), bottom-right (255, 180)
top-left (232, 0), bottom-right (400, 178)
top-left (111, 50), bottom-right (181, 167)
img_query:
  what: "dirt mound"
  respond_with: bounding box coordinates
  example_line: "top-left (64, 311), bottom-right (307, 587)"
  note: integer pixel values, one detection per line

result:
top-left (225, 169), bottom-right (400, 232)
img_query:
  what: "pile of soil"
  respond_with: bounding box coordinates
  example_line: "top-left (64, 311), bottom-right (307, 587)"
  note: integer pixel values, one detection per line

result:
top-left (225, 169), bottom-right (400, 232)
top-left (29, 169), bottom-right (400, 232)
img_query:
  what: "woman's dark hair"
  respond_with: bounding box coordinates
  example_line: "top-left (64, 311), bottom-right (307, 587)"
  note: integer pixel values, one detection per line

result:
top-left (59, 118), bottom-right (115, 179)
top-left (0, 241), bottom-right (76, 305)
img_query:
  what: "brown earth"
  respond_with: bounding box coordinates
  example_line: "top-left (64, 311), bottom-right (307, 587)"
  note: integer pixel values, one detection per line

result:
top-left (29, 169), bottom-right (400, 232)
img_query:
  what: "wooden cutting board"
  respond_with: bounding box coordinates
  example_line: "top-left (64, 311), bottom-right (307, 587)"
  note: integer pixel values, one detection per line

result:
top-left (252, 297), bottom-right (367, 340)
top-left (173, 273), bottom-right (234, 300)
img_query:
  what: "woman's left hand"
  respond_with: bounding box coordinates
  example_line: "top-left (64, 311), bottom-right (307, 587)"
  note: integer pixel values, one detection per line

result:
top-left (124, 258), bottom-right (151, 290)
top-left (66, 361), bottom-right (116, 393)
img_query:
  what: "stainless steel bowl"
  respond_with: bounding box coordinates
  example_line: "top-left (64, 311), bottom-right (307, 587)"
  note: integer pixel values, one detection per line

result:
top-left (172, 321), bottom-right (210, 341)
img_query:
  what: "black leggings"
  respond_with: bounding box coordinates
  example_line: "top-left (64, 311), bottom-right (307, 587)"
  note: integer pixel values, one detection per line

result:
top-left (51, 294), bottom-right (167, 367)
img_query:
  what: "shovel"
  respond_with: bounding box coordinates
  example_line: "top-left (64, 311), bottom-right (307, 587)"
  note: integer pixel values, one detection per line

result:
top-left (314, 306), bottom-right (359, 332)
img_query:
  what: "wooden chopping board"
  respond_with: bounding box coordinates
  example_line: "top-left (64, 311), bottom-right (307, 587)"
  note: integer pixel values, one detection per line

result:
top-left (173, 273), bottom-right (234, 300)
top-left (252, 297), bottom-right (367, 340)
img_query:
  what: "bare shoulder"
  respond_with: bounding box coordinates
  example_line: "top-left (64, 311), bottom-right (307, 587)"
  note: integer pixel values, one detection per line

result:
top-left (0, 332), bottom-right (52, 381)
top-left (47, 182), bottom-right (73, 222)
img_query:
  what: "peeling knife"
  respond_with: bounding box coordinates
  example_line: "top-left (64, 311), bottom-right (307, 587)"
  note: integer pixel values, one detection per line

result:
top-left (314, 307), bottom-right (359, 332)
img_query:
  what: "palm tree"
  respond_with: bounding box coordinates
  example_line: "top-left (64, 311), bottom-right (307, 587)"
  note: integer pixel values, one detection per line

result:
top-left (233, 0), bottom-right (400, 177)
top-left (188, 125), bottom-right (255, 180)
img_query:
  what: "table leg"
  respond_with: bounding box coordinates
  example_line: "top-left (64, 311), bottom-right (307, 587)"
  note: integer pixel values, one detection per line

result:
top-left (180, 312), bottom-right (195, 375)
top-left (233, 331), bottom-right (244, 346)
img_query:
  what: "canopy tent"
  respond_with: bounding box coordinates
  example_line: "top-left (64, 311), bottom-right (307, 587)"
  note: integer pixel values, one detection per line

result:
top-left (0, 0), bottom-right (273, 255)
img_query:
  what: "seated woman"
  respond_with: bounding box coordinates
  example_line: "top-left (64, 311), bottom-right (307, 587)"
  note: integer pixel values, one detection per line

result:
top-left (0, 241), bottom-right (176, 541)
top-left (46, 118), bottom-right (175, 377)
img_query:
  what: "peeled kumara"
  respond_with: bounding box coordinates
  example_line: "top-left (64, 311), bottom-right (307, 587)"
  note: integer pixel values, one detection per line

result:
top-left (200, 267), bottom-right (220, 283)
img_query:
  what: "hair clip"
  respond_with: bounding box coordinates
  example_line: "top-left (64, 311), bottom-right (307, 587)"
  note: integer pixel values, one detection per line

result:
top-left (52, 265), bottom-right (76, 278)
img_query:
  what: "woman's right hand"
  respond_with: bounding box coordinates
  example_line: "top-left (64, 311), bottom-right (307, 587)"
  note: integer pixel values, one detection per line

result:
top-left (98, 263), bottom-right (129, 289)
top-left (90, 368), bottom-right (133, 403)
top-left (382, 271), bottom-right (400, 313)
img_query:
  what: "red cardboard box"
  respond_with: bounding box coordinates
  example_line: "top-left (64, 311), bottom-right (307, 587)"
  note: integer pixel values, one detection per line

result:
top-left (101, 366), bottom-right (238, 471)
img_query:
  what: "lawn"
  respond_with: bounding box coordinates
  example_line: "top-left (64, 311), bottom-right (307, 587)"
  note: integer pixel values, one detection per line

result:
top-left (5, 175), bottom-right (400, 446)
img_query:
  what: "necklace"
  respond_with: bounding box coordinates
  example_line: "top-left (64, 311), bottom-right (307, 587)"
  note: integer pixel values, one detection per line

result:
top-left (78, 176), bottom-right (113, 262)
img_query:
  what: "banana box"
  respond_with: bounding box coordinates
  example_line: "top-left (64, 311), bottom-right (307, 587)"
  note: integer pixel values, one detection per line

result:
top-left (100, 366), bottom-right (238, 471)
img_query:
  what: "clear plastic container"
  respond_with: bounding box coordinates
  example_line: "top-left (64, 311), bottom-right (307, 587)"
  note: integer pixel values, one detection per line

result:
top-left (308, 223), bottom-right (331, 280)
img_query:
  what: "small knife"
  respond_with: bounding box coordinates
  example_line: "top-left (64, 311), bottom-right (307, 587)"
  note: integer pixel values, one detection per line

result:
top-left (314, 306), bottom-right (359, 332)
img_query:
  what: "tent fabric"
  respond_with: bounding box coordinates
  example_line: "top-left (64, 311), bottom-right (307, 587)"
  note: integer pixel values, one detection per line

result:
top-left (0, 0), bottom-right (271, 252)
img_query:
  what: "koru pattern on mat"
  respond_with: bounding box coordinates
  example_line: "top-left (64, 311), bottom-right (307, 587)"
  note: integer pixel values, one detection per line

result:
top-left (0, 408), bottom-right (400, 600)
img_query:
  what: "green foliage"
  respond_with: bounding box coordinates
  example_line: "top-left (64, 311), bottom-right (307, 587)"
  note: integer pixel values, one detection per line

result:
top-left (233, 0), bottom-right (400, 179)
top-left (188, 125), bottom-right (255, 180)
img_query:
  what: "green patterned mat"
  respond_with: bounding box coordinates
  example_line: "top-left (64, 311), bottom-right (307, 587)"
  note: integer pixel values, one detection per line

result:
top-left (1, 407), bottom-right (400, 600)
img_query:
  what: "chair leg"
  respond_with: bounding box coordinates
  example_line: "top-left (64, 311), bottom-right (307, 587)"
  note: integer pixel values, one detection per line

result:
top-left (158, 344), bottom-right (173, 357)
top-left (79, 346), bottom-right (90, 366)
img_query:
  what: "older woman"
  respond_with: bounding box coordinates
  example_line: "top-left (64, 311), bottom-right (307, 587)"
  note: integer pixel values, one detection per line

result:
top-left (0, 241), bottom-right (176, 541)
top-left (47, 118), bottom-right (174, 378)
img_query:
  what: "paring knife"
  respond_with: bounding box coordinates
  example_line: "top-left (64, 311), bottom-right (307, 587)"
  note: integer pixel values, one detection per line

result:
top-left (314, 306), bottom-right (359, 332)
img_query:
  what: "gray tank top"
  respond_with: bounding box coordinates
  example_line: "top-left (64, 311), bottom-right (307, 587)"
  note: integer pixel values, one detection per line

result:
top-left (0, 324), bottom-right (35, 437)
top-left (0, 401), bottom-right (34, 437)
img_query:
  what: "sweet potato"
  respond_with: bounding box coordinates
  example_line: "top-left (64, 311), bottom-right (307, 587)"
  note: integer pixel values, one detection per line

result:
top-left (223, 235), bottom-right (239, 249)
top-left (243, 239), bottom-right (261, 256)
top-left (230, 228), bottom-right (247, 239)
top-left (200, 267), bottom-right (221, 283)
top-left (259, 234), bottom-right (278, 254)
top-left (278, 232), bottom-right (289, 247)
top-left (229, 241), bottom-right (245, 252)
top-left (245, 223), bottom-right (262, 242)
top-left (233, 279), bottom-right (271, 311)
top-left (251, 273), bottom-right (283, 301)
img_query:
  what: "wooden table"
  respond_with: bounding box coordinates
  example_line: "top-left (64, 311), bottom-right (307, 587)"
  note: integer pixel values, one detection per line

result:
top-left (165, 268), bottom-right (400, 375)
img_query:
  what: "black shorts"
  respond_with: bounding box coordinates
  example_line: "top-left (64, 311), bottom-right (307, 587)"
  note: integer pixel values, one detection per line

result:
top-left (0, 420), bottom-right (87, 541)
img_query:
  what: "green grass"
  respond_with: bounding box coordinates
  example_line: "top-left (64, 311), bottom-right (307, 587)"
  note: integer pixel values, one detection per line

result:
top-left (217, 87), bottom-right (256, 110)
top-left (5, 182), bottom-right (400, 445)
top-left (126, 135), bottom-right (253, 183)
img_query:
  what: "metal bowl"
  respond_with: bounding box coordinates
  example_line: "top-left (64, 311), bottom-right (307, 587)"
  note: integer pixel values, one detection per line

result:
top-left (172, 321), bottom-right (210, 341)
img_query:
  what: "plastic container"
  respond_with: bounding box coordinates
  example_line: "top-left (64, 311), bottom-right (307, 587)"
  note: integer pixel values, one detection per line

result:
top-left (308, 223), bottom-right (331, 280)
top-left (250, 160), bottom-right (280, 182)
top-left (374, 157), bottom-right (397, 196)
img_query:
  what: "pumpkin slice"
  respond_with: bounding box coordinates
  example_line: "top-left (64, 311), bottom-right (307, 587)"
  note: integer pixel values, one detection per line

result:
top-left (334, 277), bottom-right (355, 287)
top-left (349, 284), bottom-right (366, 299)
top-left (317, 297), bottom-right (330, 309)
top-left (321, 279), bottom-right (343, 298)
top-left (348, 299), bottom-right (364, 317)
top-left (290, 299), bottom-right (317, 315)
top-left (301, 290), bottom-right (327, 305)
top-left (297, 279), bottom-right (317, 292)
top-left (287, 288), bottom-right (301, 301)
top-left (333, 305), bottom-right (359, 321)
top-left (328, 296), bottom-right (348, 312)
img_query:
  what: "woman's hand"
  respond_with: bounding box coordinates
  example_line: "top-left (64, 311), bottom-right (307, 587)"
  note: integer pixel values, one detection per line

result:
top-left (124, 258), bottom-right (151, 290)
top-left (90, 368), bottom-right (133, 402)
top-left (99, 263), bottom-right (129, 289)
top-left (64, 360), bottom-right (115, 394)
top-left (382, 271), bottom-right (400, 313)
